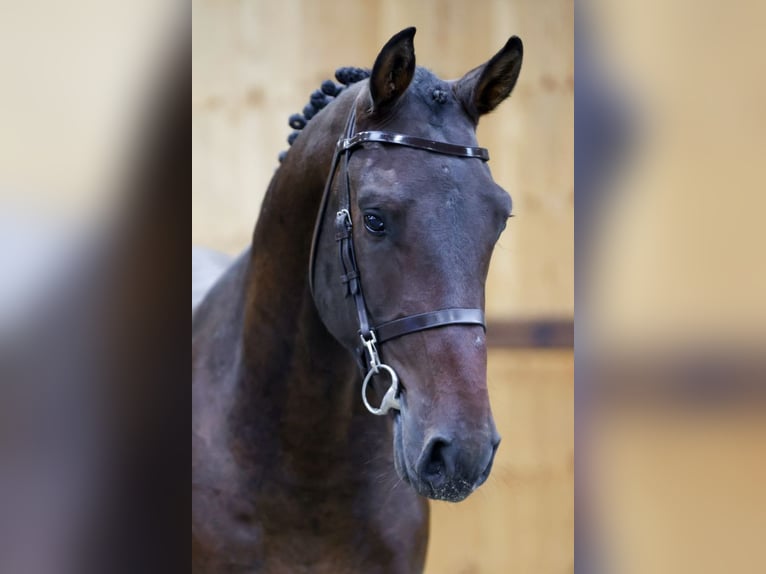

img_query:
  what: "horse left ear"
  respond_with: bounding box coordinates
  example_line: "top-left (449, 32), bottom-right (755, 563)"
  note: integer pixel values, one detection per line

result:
top-left (369, 27), bottom-right (417, 112)
top-left (455, 36), bottom-right (523, 120)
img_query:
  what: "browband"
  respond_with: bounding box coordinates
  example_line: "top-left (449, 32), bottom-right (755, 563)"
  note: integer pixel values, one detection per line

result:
top-left (338, 131), bottom-right (490, 161)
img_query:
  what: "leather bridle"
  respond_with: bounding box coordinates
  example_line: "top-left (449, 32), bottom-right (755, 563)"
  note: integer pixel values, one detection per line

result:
top-left (308, 102), bottom-right (490, 416)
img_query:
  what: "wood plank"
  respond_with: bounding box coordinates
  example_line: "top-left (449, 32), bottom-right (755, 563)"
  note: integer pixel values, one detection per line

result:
top-left (487, 318), bottom-right (574, 348)
top-left (425, 349), bottom-right (574, 574)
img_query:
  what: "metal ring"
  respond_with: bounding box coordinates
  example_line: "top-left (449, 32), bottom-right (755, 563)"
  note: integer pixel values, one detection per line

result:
top-left (361, 364), bottom-right (401, 416)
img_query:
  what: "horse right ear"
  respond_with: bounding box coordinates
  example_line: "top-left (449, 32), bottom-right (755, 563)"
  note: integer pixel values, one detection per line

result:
top-left (455, 36), bottom-right (523, 121)
top-left (369, 27), bottom-right (417, 112)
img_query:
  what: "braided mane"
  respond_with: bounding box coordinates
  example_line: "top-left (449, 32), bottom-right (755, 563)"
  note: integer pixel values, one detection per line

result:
top-left (278, 67), bottom-right (370, 163)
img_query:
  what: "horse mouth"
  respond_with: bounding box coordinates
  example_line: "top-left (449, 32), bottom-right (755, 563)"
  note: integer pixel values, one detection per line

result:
top-left (392, 412), bottom-right (499, 502)
top-left (392, 413), bottom-right (412, 486)
top-left (474, 445), bottom-right (497, 488)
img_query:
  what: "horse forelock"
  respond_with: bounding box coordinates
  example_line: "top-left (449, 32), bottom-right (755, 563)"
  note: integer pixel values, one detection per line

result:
top-left (279, 66), bottom-right (471, 165)
top-left (278, 67), bottom-right (371, 164)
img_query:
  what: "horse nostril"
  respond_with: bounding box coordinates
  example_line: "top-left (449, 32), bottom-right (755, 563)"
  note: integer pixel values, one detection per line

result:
top-left (425, 440), bottom-right (447, 475)
top-left (419, 436), bottom-right (453, 487)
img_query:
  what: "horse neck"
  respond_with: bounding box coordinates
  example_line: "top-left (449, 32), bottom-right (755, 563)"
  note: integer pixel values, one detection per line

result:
top-left (235, 88), bottom-right (374, 471)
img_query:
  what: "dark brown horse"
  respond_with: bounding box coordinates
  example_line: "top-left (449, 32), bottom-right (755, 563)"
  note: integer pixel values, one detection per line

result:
top-left (193, 28), bottom-right (523, 573)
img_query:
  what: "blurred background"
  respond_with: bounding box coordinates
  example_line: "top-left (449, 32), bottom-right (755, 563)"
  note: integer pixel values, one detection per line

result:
top-left (579, 1), bottom-right (766, 573)
top-left (0, 0), bottom-right (182, 215)
top-left (193, 1), bottom-right (573, 573)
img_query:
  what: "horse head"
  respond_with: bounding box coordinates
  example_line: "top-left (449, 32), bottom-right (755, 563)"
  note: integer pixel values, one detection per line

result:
top-left (311, 28), bottom-right (522, 502)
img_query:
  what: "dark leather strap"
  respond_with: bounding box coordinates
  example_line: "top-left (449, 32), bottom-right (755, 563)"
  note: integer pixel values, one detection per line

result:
top-left (308, 129), bottom-right (345, 297)
top-left (334, 107), bottom-right (374, 339)
top-left (339, 131), bottom-right (489, 160)
top-left (374, 308), bottom-right (486, 343)
top-left (307, 100), bottom-right (492, 374)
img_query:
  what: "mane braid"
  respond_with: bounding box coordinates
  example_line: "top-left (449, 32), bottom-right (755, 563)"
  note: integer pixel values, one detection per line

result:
top-left (277, 66), bottom-right (370, 164)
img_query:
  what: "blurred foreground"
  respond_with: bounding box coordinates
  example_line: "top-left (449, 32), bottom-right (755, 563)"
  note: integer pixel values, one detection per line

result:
top-left (0, 3), bottom-right (187, 573)
top-left (579, 1), bottom-right (766, 572)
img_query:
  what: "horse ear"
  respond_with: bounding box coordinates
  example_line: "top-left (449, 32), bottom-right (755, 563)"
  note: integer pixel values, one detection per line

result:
top-left (369, 27), bottom-right (417, 112)
top-left (455, 36), bottom-right (523, 120)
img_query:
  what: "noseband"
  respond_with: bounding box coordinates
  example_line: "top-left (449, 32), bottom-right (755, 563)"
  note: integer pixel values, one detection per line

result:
top-left (309, 103), bottom-right (490, 416)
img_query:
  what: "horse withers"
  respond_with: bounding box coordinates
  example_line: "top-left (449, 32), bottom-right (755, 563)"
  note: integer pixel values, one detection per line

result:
top-left (193, 27), bottom-right (523, 573)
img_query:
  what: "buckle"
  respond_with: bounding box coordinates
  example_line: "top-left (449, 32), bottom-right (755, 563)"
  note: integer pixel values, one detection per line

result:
top-left (336, 209), bottom-right (352, 228)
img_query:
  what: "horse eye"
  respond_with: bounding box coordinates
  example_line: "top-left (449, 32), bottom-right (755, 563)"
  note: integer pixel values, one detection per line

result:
top-left (363, 213), bottom-right (386, 235)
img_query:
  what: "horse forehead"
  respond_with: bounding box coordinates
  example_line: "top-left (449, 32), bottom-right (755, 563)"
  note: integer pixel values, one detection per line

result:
top-left (360, 154), bottom-right (398, 184)
top-left (359, 148), bottom-right (479, 186)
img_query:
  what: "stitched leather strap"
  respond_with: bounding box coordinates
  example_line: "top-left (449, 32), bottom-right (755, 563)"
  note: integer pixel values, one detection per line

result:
top-left (339, 131), bottom-right (489, 160)
top-left (334, 108), bottom-right (374, 338)
top-left (374, 308), bottom-right (486, 343)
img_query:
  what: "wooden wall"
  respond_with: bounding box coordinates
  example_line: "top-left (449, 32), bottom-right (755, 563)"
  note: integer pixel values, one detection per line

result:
top-left (193, 2), bottom-right (573, 572)
top-left (426, 349), bottom-right (573, 574)
top-left (192, 0), bottom-right (573, 320)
